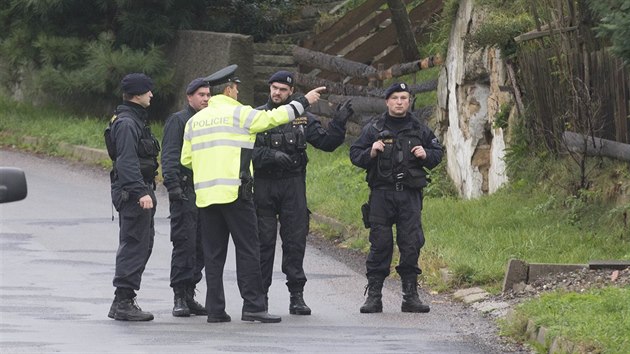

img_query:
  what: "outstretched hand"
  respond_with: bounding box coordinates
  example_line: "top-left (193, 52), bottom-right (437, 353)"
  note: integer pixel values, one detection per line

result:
top-left (305, 86), bottom-right (326, 105)
top-left (333, 99), bottom-right (353, 125)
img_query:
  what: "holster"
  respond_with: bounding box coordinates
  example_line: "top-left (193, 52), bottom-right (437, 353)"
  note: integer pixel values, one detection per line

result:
top-left (238, 172), bottom-right (254, 201)
top-left (361, 202), bottom-right (371, 229)
top-left (180, 175), bottom-right (191, 201)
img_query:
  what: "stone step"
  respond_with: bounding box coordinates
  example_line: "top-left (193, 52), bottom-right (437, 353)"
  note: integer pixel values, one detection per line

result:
top-left (254, 54), bottom-right (295, 67)
top-left (271, 31), bottom-right (313, 45)
top-left (253, 43), bottom-right (296, 55)
top-left (254, 65), bottom-right (298, 79)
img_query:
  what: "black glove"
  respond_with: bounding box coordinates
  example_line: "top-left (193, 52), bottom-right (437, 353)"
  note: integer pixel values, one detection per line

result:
top-left (168, 186), bottom-right (186, 201)
top-left (274, 150), bottom-right (293, 169)
top-left (332, 99), bottom-right (353, 125)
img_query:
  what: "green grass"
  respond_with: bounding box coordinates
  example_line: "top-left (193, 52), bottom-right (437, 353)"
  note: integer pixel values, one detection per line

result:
top-left (0, 96), bottom-right (106, 150)
top-left (0, 95), bottom-right (164, 170)
top-left (306, 146), bottom-right (630, 290)
top-left (501, 287), bottom-right (630, 353)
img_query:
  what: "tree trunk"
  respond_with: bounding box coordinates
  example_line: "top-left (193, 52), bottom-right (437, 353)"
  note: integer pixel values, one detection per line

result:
top-left (292, 47), bottom-right (441, 81)
top-left (293, 46), bottom-right (377, 79)
top-left (563, 131), bottom-right (630, 162)
top-left (294, 72), bottom-right (437, 97)
top-left (386, 0), bottom-right (421, 62)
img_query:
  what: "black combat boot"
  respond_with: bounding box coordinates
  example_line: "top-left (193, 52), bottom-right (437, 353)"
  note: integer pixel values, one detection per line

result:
top-left (108, 297), bottom-right (119, 319)
top-left (401, 277), bottom-right (430, 313)
top-left (360, 278), bottom-right (383, 313)
top-left (186, 286), bottom-right (206, 315)
top-left (114, 298), bottom-right (154, 321)
top-left (289, 291), bottom-right (311, 315)
top-left (172, 287), bottom-right (190, 317)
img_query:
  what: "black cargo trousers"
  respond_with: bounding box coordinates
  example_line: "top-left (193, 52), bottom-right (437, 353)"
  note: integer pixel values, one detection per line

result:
top-left (254, 174), bottom-right (309, 294)
top-left (113, 188), bottom-right (157, 292)
top-left (168, 186), bottom-right (204, 288)
top-left (365, 187), bottom-right (425, 281)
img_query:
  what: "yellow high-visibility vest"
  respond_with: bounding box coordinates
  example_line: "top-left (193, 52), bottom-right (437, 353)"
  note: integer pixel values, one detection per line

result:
top-left (181, 94), bottom-right (302, 207)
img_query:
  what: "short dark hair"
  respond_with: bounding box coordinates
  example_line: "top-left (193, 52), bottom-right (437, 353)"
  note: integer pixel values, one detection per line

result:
top-left (213, 81), bottom-right (238, 95)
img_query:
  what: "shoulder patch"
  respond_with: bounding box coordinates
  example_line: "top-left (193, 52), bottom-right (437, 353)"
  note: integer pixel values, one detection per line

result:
top-left (293, 117), bottom-right (308, 126)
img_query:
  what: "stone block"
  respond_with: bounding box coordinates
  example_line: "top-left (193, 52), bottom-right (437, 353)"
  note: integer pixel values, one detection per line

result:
top-left (589, 260), bottom-right (630, 270)
top-left (453, 287), bottom-right (486, 299)
top-left (462, 292), bottom-right (489, 304)
top-left (549, 336), bottom-right (575, 354)
top-left (525, 319), bottom-right (538, 341)
top-left (528, 263), bottom-right (587, 283)
top-left (536, 325), bottom-right (547, 346)
top-left (512, 281), bottom-right (527, 293)
top-left (502, 258), bottom-right (529, 293)
top-left (439, 268), bottom-right (453, 284)
top-left (73, 145), bottom-right (109, 163)
top-left (164, 30), bottom-right (254, 110)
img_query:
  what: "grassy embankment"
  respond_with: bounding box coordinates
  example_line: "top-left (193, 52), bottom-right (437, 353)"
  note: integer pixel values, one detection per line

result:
top-left (1, 95), bottom-right (629, 353)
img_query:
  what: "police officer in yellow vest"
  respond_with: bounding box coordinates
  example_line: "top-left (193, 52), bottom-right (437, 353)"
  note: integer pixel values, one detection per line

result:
top-left (181, 64), bottom-right (326, 323)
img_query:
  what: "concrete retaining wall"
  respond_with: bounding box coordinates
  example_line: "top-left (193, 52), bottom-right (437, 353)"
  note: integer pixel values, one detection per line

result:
top-left (164, 30), bottom-right (254, 111)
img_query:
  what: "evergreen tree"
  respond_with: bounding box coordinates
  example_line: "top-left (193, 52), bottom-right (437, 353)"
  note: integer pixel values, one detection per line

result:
top-left (588, 0), bottom-right (630, 64)
top-left (0, 0), bottom-right (300, 117)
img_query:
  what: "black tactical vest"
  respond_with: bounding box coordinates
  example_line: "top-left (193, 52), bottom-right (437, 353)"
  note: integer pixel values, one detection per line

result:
top-left (107, 114), bottom-right (160, 182)
top-left (257, 116), bottom-right (309, 175)
top-left (368, 123), bottom-right (428, 190)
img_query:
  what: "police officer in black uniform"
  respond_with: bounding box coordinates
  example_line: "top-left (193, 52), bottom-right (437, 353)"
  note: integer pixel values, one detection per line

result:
top-left (161, 77), bottom-right (211, 317)
top-left (252, 71), bottom-right (353, 315)
top-left (350, 82), bottom-right (442, 314)
top-left (107, 73), bottom-right (161, 321)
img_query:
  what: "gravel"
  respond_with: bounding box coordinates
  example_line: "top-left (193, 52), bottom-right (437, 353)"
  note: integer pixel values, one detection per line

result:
top-left (496, 267), bottom-right (630, 303)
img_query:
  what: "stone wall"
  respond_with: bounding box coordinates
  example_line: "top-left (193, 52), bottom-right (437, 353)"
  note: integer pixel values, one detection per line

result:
top-left (164, 30), bottom-right (254, 111)
top-left (436, 0), bottom-right (512, 199)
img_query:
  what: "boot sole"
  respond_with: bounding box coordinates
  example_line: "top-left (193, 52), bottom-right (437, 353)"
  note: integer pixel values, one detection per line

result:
top-left (360, 308), bottom-right (383, 313)
top-left (207, 315), bottom-right (231, 323)
top-left (172, 310), bottom-right (191, 317)
top-left (241, 315), bottom-right (281, 323)
top-left (401, 306), bottom-right (430, 313)
top-left (114, 314), bottom-right (154, 321)
top-left (289, 309), bottom-right (311, 315)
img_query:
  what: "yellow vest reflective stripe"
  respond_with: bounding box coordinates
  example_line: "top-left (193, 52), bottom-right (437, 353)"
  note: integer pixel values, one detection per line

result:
top-left (181, 95), bottom-right (298, 207)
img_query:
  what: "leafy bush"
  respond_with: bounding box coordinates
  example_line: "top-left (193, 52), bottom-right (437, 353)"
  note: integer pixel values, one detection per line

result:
top-left (466, 10), bottom-right (534, 59)
top-left (588, 0), bottom-right (630, 64)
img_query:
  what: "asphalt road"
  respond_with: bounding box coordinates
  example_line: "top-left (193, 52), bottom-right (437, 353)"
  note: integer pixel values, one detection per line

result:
top-left (0, 149), bottom-right (523, 353)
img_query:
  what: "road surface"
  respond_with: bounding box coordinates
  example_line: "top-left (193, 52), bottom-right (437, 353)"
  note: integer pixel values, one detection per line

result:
top-left (0, 149), bottom-right (522, 353)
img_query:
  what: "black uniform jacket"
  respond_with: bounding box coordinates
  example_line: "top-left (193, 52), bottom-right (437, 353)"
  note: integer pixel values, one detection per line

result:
top-left (252, 99), bottom-right (346, 176)
top-left (111, 102), bottom-right (154, 200)
top-left (161, 105), bottom-right (196, 192)
top-left (349, 112), bottom-right (443, 189)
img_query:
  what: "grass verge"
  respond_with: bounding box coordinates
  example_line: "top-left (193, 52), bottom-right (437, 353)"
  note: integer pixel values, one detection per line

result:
top-left (501, 287), bottom-right (630, 353)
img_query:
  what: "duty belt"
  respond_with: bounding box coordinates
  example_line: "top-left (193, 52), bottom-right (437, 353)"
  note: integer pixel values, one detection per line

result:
top-left (374, 173), bottom-right (406, 191)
